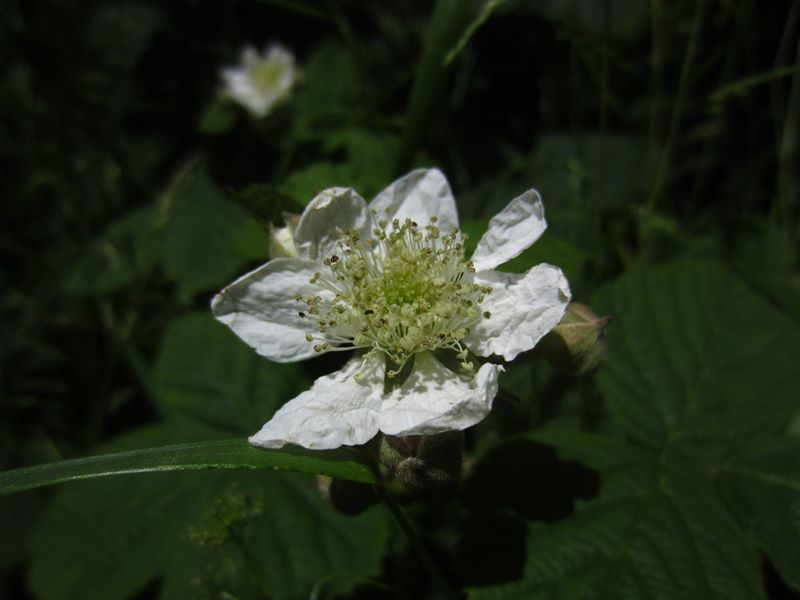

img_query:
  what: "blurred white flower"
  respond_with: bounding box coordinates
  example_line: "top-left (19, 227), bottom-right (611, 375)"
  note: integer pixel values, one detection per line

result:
top-left (212, 169), bottom-right (571, 450)
top-left (221, 44), bottom-right (296, 118)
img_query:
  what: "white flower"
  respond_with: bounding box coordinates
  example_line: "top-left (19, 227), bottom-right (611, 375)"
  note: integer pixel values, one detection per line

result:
top-left (221, 44), bottom-right (296, 118)
top-left (212, 169), bottom-right (571, 450)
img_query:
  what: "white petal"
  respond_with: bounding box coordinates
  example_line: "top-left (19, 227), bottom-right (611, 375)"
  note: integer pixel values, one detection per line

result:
top-left (240, 46), bottom-right (260, 68)
top-left (379, 352), bottom-right (503, 436)
top-left (294, 187), bottom-right (371, 261)
top-left (249, 354), bottom-right (385, 450)
top-left (369, 168), bottom-right (459, 231)
top-left (221, 69), bottom-right (270, 117)
top-left (471, 189), bottom-right (547, 272)
top-left (464, 264), bottom-right (571, 361)
top-left (211, 257), bottom-right (329, 363)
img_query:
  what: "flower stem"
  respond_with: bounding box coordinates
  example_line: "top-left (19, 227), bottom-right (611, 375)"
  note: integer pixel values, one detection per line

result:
top-left (376, 481), bottom-right (460, 599)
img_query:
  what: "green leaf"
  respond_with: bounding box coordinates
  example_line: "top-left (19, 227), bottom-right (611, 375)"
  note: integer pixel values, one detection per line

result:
top-left (592, 260), bottom-right (800, 456)
top-left (66, 206), bottom-right (163, 294)
top-left (294, 43), bottom-right (362, 133)
top-left (730, 217), bottom-right (800, 322)
top-left (0, 437), bottom-right (375, 496)
top-left (231, 183), bottom-right (303, 229)
top-left (524, 428), bottom-right (647, 470)
top-left (197, 99), bottom-right (237, 135)
top-left (281, 161), bottom-right (351, 204)
top-left (153, 312), bottom-right (310, 433)
top-left (28, 426), bottom-right (387, 600)
top-left (470, 457), bottom-right (764, 599)
top-left (162, 163), bottom-right (268, 295)
top-left (322, 129), bottom-right (400, 199)
top-left (717, 437), bottom-right (800, 592)
top-left (0, 492), bottom-right (44, 569)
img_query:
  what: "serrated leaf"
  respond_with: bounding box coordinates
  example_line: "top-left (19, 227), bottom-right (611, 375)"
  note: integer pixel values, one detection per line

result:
top-left (524, 429), bottom-right (647, 470)
top-left (469, 458), bottom-right (764, 600)
top-left (28, 426), bottom-right (386, 600)
top-left (153, 312), bottom-right (309, 433)
top-left (717, 437), bottom-right (800, 592)
top-left (162, 164), bottom-right (267, 295)
top-left (730, 217), bottom-right (800, 322)
top-left (592, 260), bottom-right (800, 456)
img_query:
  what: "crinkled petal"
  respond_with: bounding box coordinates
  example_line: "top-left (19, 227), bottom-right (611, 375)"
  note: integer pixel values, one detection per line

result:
top-left (249, 354), bottom-right (385, 450)
top-left (471, 189), bottom-right (546, 272)
top-left (464, 264), bottom-right (570, 361)
top-left (369, 168), bottom-right (459, 231)
top-left (211, 257), bottom-right (329, 363)
top-left (294, 187), bottom-right (371, 261)
top-left (379, 352), bottom-right (503, 436)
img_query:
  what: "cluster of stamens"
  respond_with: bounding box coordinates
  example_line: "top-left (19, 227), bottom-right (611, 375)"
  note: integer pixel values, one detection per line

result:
top-left (296, 213), bottom-right (492, 377)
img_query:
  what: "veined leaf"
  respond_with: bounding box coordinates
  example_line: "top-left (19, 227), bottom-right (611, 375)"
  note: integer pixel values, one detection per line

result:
top-left (0, 438), bottom-right (376, 496)
top-left (161, 163), bottom-right (268, 295)
top-left (153, 312), bottom-right (310, 433)
top-left (469, 457), bottom-right (764, 599)
top-left (592, 260), bottom-right (800, 456)
top-left (717, 437), bottom-right (800, 592)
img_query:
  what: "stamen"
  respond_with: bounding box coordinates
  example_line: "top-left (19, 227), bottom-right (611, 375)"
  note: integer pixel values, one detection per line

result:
top-left (300, 216), bottom-right (491, 367)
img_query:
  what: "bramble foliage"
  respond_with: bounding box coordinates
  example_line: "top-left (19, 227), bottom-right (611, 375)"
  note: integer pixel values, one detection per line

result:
top-left (1, 1), bottom-right (799, 598)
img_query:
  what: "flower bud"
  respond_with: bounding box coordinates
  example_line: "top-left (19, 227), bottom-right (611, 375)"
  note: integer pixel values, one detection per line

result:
top-left (538, 302), bottom-right (610, 375)
top-left (316, 475), bottom-right (379, 516)
top-left (268, 212), bottom-right (300, 258)
top-left (380, 432), bottom-right (463, 495)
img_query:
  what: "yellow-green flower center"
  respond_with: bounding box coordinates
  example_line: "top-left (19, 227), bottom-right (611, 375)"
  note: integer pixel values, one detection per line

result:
top-left (249, 60), bottom-right (284, 94)
top-left (298, 216), bottom-right (491, 376)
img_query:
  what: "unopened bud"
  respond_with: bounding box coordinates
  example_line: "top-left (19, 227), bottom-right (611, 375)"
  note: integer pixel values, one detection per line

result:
top-left (268, 212), bottom-right (301, 258)
top-left (316, 475), bottom-right (378, 516)
top-left (380, 432), bottom-right (462, 495)
top-left (539, 302), bottom-right (610, 375)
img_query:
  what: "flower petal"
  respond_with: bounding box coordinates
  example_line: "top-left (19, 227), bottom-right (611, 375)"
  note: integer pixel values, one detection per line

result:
top-left (249, 354), bottom-right (385, 450)
top-left (471, 189), bottom-right (546, 272)
top-left (221, 69), bottom-right (270, 117)
top-left (294, 187), bottom-right (371, 261)
top-left (369, 168), bottom-right (459, 231)
top-left (211, 257), bottom-right (329, 363)
top-left (464, 264), bottom-right (571, 361)
top-left (379, 352), bottom-right (503, 436)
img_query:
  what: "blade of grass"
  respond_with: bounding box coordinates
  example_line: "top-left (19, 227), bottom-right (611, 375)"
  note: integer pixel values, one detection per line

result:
top-left (775, 17), bottom-right (800, 238)
top-left (0, 439), bottom-right (377, 495)
top-left (393, 0), bottom-right (473, 175)
top-left (443, 0), bottom-right (507, 66)
top-left (645, 0), bottom-right (710, 216)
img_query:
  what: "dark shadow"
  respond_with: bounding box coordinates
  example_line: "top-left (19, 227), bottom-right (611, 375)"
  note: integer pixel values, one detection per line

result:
top-left (462, 439), bottom-right (599, 521)
top-left (454, 511), bottom-right (527, 587)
